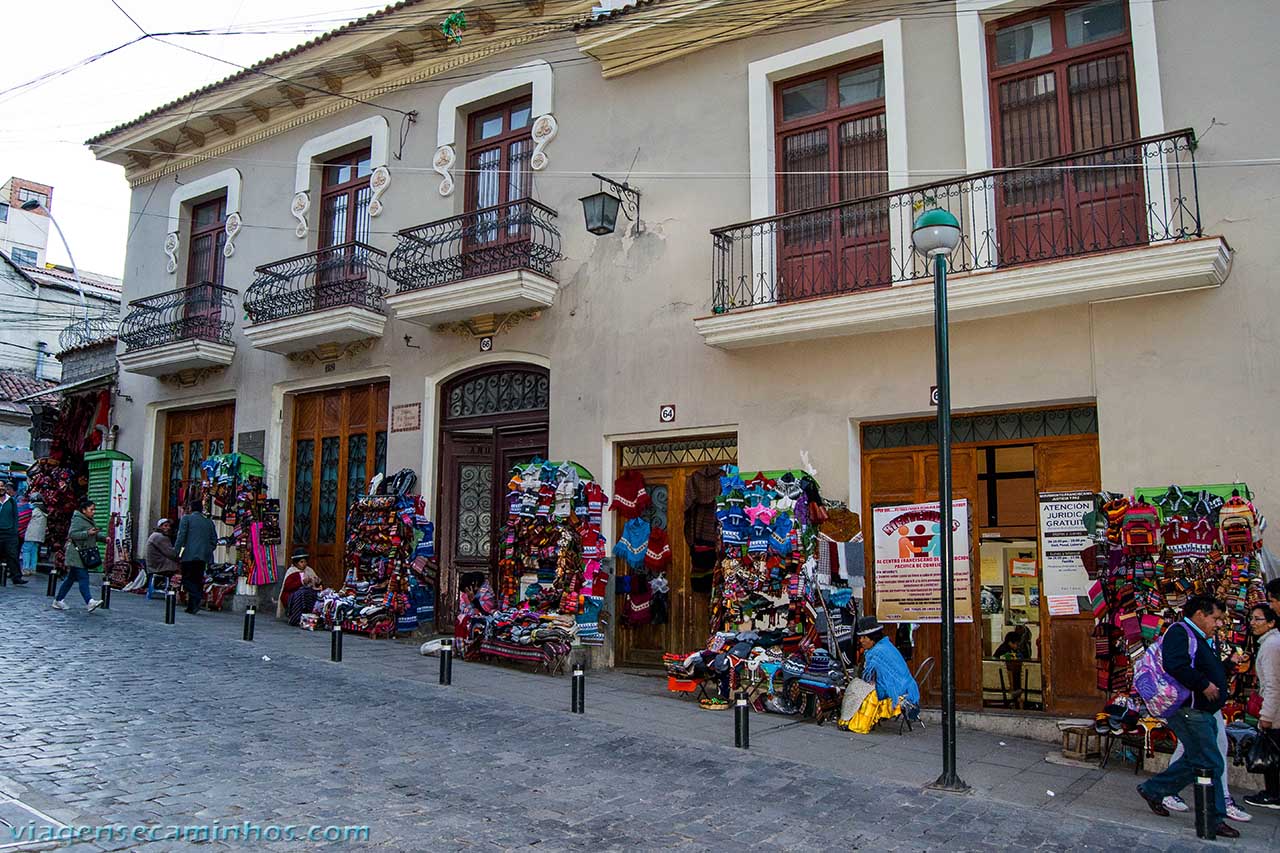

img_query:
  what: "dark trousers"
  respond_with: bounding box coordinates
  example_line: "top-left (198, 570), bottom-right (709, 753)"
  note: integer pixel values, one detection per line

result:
top-left (180, 560), bottom-right (206, 612)
top-left (1140, 707), bottom-right (1227, 823)
top-left (0, 534), bottom-right (20, 581)
top-left (1262, 731), bottom-right (1280, 798)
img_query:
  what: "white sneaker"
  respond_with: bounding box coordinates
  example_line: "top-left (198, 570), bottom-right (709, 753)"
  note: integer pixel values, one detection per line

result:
top-left (51, 600), bottom-right (68, 610)
top-left (1162, 795), bottom-right (1189, 812)
top-left (86, 599), bottom-right (102, 612)
top-left (1225, 798), bottom-right (1252, 822)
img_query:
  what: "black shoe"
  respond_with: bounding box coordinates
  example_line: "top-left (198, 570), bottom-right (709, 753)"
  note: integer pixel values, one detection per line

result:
top-left (1214, 822), bottom-right (1240, 839)
top-left (1137, 785), bottom-right (1170, 817)
top-left (12, 578), bottom-right (28, 585)
top-left (1243, 792), bottom-right (1280, 810)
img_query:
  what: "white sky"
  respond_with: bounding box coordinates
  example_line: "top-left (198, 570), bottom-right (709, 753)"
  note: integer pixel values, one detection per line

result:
top-left (0, 1), bottom-right (393, 278)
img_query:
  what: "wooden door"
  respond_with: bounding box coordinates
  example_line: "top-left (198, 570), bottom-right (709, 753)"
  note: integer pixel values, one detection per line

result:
top-left (162, 402), bottom-right (235, 524)
top-left (861, 446), bottom-right (981, 709)
top-left (288, 382), bottom-right (389, 587)
top-left (437, 432), bottom-right (494, 628)
top-left (1036, 436), bottom-right (1102, 714)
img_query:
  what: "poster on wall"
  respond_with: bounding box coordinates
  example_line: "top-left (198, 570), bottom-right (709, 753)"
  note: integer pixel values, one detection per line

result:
top-left (872, 500), bottom-right (973, 624)
top-left (1038, 491), bottom-right (1094, 610)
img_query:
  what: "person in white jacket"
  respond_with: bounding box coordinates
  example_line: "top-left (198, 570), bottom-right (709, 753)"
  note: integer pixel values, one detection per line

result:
top-left (1244, 604), bottom-right (1279, 810)
top-left (21, 495), bottom-right (47, 575)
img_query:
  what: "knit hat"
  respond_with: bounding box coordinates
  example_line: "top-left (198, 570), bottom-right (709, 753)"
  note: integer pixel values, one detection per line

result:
top-left (719, 464), bottom-right (744, 494)
top-left (644, 527), bottom-right (672, 570)
top-left (580, 529), bottom-right (606, 560)
top-left (747, 521), bottom-right (771, 554)
top-left (610, 471), bottom-right (650, 518)
top-left (768, 514), bottom-right (794, 556)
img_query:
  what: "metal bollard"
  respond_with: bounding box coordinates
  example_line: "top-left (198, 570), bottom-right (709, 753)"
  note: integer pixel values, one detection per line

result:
top-left (572, 667), bottom-right (586, 714)
top-left (0, 563), bottom-right (7, 586)
top-left (735, 693), bottom-right (750, 749)
top-left (101, 579), bottom-right (111, 610)
top-left (330, 626), bottom-right (343, 662)
top-left (1193, 767), bottom-right (1215, 840)
top-left (242, 606), bottom-right (256, 641)
top-left (164, 589), bottom-right (176, 624)
top-left (439, 639), bottom-right (453, 685)
top-left (46, 569), bottom-right (57, 597)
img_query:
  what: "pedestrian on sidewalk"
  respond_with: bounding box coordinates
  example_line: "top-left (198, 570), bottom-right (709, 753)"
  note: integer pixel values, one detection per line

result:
top-left (52, 498), bottom-right (102, 612)
top-left (175, 499), bottom-right (217, 614)
top-left (145, 519), bottom-right (181, 578)
top-left (1243, 603), bottom-right (1280, 811)
top-left (1136, 595), bottom-right (1240, 839)
top-left (0, 481), bottom-right (26, 585)
top-left (21, 494), bottom-right (46, 576)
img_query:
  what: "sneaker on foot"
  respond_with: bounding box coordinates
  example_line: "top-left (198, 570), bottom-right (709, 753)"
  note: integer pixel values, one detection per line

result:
top-left (51, 600), bottom-right (68, 610)
top-left (1214, 822), bottom-right (1240, 839)
top-left (86, 599), bottom-right (102, 612)
top-left (1225, 798), bottom-right (1252, 822)
top-left (1162, 795), bottom-right (1189, 813)
top-left (1137, 785), bottom-right (1170, 817)
top-left (1242, 792), bottom-right (1280, 810)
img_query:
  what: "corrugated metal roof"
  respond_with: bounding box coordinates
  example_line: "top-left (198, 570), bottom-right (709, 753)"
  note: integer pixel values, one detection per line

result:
top-left (85, 1), bottom-right (426, 147)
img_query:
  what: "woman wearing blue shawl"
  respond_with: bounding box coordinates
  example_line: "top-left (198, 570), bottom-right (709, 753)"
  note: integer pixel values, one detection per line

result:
top-left (857, 617), bottom-right (921, 713)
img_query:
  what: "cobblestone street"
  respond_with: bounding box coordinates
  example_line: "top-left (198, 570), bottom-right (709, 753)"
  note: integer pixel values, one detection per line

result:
top-left (1, 583), bottom-right (1276, 852)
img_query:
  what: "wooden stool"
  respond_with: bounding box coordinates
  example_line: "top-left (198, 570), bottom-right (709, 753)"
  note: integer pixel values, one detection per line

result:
top-left (1062, 726), bottom-right (1103, 761)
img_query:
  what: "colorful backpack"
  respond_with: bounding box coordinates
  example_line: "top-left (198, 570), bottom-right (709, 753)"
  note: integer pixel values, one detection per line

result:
top-left (1132, 622), bottom-right (1197, 718)
top-left (1121, 502), bottom-right (1161, 555)
top-left (1218, 496), bottom-right (1259, 554)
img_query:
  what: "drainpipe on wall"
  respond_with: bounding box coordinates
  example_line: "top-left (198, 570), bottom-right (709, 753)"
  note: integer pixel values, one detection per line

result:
top-left (34, 341), bottom-right (47, 380)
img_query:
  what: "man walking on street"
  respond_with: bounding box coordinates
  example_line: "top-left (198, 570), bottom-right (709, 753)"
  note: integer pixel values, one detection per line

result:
top-left (1136, 595), bottom-right (1240, 839)
top-left (175, 500), bottom-right (217, 614)
top-left (0, 481), bottom-right (27, 585)
top-left (22, 494), bottom-right (47, 576)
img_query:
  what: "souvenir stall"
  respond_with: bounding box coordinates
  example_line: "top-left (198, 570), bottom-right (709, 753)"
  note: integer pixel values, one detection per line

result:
top-left (1086, 484), bottom-right (1270, 758)
top-left (302, 490), bottom-right (435, 638)
top-left (454, 460), bottom-right (603, 675)
top-left (173, 453), bottom-right (280, 610)
top-left (25, 461), bottom-right (82, 571)
top-left (661, 466), bottom-right (859, 719)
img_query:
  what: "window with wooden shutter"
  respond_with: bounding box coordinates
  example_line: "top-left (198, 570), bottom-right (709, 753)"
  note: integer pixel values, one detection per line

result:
top-left (987, 0), bottom-right (1143, 262)
top-left (773, 57), bottom-right (890, 300)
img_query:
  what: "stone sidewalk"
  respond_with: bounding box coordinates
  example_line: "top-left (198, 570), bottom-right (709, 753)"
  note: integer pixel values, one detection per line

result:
top-left (1, 581), bottom-right (1276, 851)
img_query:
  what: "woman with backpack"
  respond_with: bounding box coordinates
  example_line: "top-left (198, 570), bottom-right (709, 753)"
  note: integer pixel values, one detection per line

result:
top-left (1243, 603), bottom-right (1280, 810)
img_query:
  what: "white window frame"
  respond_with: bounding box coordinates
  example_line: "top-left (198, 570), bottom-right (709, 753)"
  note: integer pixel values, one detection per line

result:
top-left (164, 168), bottom-right (243, 276)
top-left (432, 60), bottom-right (557, 197)
top-left (955, 0), bottom-right (1167, 262)
top-left (290, 115), bottom-right (391, 239)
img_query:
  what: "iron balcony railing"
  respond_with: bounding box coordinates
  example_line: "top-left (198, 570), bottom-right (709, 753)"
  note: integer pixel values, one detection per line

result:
top-left (387, 199), bottom-right (562, 293)
top-left (58, 315), bottom-right (119, 354)
top-left (119, 283), bottom-right (237, 353)
top-left (244, 241), bottom-right (387, 324)
top-left (712, 129), bottom-right (1203, 312)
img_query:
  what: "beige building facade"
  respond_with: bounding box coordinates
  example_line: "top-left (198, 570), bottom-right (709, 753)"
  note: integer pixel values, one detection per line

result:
top-left (90, 0), bottom-right (1277, 710)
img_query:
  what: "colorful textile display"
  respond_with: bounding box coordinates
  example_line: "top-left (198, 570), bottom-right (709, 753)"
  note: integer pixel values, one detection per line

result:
top-left (195, 455), bottom-right (281, 589)
top-left (26, 461), bottom-right (81, 571)
top-left (1089, 485), bottom-right (1269, 717)
top-left (333, 492), bottom-right (435, 637)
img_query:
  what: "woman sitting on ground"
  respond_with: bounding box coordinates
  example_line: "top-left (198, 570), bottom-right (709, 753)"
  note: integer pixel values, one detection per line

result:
top-left (857, 617), bottom-right (921, 717)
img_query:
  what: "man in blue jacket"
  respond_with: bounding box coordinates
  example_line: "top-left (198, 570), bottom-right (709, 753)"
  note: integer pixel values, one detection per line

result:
top-left (1136, 595), bottom-right (1239, 839)
top-left (175, 501), bottom-right (218, 614)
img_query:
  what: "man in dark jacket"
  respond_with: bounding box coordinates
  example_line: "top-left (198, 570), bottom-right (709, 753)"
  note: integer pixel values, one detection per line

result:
top-left (175, 502), bottom-right (218, 614)
top-left (1137, 595), bottom-right (1239, 838)
top-left (0, 481), bottom-right (26, 584)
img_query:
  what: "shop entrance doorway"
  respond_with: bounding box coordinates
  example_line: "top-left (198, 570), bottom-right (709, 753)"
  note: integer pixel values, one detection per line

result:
top-left (162, 402), bottom-right (235, 525)
top-left (435, 364), bottom-right (550, 630)
top-left (860, 406), bottom-right (1101, 714)
top-left (615, 436), bottom-right (737, 668)
top-left (288, 382), bottom-right (389, 587)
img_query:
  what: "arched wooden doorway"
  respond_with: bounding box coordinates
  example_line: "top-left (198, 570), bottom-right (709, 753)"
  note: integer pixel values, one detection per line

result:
top-left (435, 363), bottom-right (549, 629)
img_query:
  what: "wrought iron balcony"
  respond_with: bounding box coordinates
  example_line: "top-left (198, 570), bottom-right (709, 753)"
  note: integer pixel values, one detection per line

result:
top-left (117, 282), bottom-right (237, 376)
top-left (388, 199), bottom-right (561, 293)
top-left (119, 283), bottom-right (236, 353)
top-left (244, 241), bottom-right (387, 324)
top-left (58, 315), bottom-right (119, 354)
top-left (385, 200), bottom-right (562, 327)
top-left (710, 129), bottom-right (1207, 315)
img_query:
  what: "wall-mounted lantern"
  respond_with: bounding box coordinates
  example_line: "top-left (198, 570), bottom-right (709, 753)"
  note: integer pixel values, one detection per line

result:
top-left (579, 173), bottom-right (641, 236)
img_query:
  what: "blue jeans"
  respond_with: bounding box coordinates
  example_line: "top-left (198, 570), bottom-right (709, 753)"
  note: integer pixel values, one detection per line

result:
top-left (21, 541), bottom-right (38, 572)
top-left (1140, 707), bottom-right (1226, 823)
top-left (56, 566), bottom-right (91, 604)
